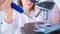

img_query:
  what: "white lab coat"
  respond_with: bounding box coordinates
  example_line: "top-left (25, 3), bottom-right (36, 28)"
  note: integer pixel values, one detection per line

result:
top-left (1, 9), bottom-right (43, 34)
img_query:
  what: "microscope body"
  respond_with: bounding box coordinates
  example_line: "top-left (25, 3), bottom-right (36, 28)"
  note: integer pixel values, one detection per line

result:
top-left (30, 0), bottom-right (60, 34)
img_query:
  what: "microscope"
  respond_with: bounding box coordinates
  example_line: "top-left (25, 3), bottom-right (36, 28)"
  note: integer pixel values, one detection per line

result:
top-left (30, 0), bottom-right (60, 34)
top-left (31, 0), bottom-right (55, 20)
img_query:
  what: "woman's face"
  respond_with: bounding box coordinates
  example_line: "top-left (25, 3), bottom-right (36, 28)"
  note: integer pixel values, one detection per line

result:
top-left (21, 0), bottom-right (33, 9)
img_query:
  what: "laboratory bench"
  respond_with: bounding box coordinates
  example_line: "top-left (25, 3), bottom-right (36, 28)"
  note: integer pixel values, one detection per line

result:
top-left (21, 23), bottom-right (60, 34)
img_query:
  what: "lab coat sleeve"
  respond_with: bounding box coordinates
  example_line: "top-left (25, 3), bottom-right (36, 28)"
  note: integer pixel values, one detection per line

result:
top-left (1, 18), bottom-right (15, 33)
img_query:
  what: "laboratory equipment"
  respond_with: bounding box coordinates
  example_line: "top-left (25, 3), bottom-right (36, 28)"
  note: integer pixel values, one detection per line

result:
top-left (11, 2), bottom-right (23, 13)
top-left (30, 0), bottom-right (55, 20)
top-left (34, 21), bottom-right (60, 34)
top-left (30, 0), bottom-right (60, 34)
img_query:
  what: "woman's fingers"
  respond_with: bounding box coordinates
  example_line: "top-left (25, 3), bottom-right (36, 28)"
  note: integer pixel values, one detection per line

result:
top-left (0, 0), bottom-right (5, 5)
top-left (1, 0), bottom-right (12, 10)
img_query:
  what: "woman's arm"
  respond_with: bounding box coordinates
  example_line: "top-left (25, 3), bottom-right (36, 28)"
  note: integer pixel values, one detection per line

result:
top-left (3, 8), bottom-right (13, 24)
top-left (1, 0), bottom-right (13, 24)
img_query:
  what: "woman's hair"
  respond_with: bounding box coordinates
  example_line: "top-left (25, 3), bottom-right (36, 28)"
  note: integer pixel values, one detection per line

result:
top-left (18, 0), bottom-right (35, 10)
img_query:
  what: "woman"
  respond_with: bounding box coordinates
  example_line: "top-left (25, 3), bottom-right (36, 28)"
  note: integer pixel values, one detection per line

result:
top-left (1, 0), bottom-right (36, 34)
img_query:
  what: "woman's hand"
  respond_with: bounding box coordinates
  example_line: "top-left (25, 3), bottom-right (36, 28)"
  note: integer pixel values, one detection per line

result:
top-left (1, 0), bottom-right (13, 24)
